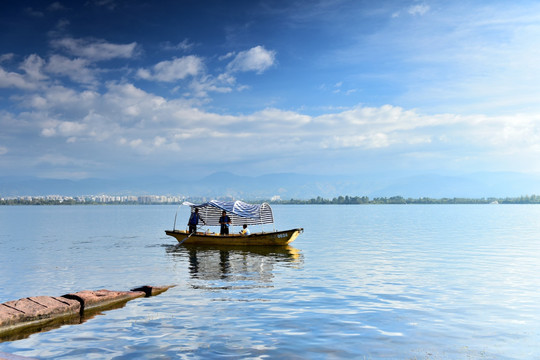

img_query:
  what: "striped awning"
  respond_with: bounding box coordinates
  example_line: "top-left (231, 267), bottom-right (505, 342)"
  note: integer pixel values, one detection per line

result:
top-left (183, 200), bottom-right (274, 226)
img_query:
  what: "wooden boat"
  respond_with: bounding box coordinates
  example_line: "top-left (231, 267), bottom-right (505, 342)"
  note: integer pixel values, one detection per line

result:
top-left (165, 200), bottom-right (303, 246)
top-left (165, 228), bottom-right (303, 246)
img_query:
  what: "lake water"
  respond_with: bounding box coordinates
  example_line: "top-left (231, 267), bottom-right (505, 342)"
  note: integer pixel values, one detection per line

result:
top-left (1, 204), bottom-right (540, 359)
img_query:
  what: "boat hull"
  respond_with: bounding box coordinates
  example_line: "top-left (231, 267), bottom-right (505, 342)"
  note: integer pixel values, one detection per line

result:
top-left (165, 228), bottom-right (303, 246)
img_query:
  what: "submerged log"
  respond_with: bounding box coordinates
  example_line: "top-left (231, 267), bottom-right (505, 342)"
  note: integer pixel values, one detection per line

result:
top-left (0, 285), bottom-right (174, 341)
top-left (0, 296), bottom-right (80, 338)
top-left (62, 289), bottom-right (145, 313)
top-left (130, 285), bottom-right (176, 297)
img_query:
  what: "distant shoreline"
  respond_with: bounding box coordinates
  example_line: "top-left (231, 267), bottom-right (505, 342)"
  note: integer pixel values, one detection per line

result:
top-left (1, 195), bottom-right (540, 205)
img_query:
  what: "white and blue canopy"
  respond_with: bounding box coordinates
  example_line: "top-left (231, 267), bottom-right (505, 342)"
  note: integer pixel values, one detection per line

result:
top-left (183, 200), bottom-right (274, 226)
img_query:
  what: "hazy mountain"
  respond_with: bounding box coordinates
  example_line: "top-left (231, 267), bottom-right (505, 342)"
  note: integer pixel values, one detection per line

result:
top-left (1, 171), bottom-right (539, 199)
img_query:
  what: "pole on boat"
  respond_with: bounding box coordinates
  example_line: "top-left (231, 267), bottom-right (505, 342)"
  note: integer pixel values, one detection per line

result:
top-left (259, 204), bottom-right (264, 233)
top-left (178, 231), bottom-right (194, 245)
top-left (172, 204), bottom-right (182, 231)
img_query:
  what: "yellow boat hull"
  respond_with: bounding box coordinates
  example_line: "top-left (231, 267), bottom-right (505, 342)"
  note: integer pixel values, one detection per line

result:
top-left (165, 228), bottom-right (303, 246)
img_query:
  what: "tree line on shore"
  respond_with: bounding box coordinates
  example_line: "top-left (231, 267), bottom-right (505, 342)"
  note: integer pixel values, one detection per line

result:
top-left (271, 195), bottom-right (540, 204)
top-left (2, 194), bottom-right (540, 205)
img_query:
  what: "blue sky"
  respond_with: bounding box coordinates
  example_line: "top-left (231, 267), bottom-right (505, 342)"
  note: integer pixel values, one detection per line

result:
top-left (1, 0), bottom-right (540, 182)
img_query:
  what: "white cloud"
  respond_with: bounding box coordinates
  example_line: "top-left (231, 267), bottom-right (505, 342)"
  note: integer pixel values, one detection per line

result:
top-left (325, 133), bottom-right (392, 149)
top-left (188, 75), bottom-right (234, 97)
top-left (153, 136), bottom-right (166, 147)
top-left (24, 86), bottom-right (99, 112)
top-left (137, 55), bottom-right (204, 82)
top-left (219, 51), bottom-right (236, 61)
top-left (161, 39), bottom-right (194, 51)
top-left (37, 154), bottom-right (74, 165)
top-left (5, 19), bottom-right (540, 176)
top-left (136, 46), bottom-right (276, 97)
top-left (244, 108), bottom-right (311, 128)
top-left (48, 2), bottom-right (66, 11)
top-left (0, 53), bottom-right (14, 63)
top-left (16, 78), bottom-right (540, 166)
top-left (226, 46), bottom-right (276, 74)
top-left (41, 127), bottom-right (56, 137)
top-left (20, 54), bottom-right (47, 81)
top-left (0, 54), bottom-right (53, 90)
top-left (51, 37), bottom-right (138, 61)
top-left (129, 139), bottom-right (143, 148)
top-left (104, 83), bottom-right (167, 115)
top-left (91, 0), bottom-right (117, 10)
top-left (57, 121), bottom-right (87, 136)
top-left (0, 67), bottom-right (37, 90)
top-left (45, 55), bottom-right (96, 84)
top-left (408, 4), bottom-right (430, 16)
top-left (3, 1), bottom-right (540, 179)
top-left (6, 70), bottom-right (540, 176)
top-left (24, 7), bottom-right (44, 17)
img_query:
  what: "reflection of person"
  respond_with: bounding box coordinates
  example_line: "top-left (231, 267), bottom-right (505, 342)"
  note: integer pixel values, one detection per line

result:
top-left (188, 208), bottom-right (205, 234)
top-left (219, 210), bottom-right (231, 235)
top-left (240, 224), bottom-right (251, 236)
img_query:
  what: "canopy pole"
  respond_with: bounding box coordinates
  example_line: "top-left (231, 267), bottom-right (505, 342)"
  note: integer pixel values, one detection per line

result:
top-left (173, 203), bottom-right (182, 231)
top-left (268, 203), bottom-right (276, 232)
top-left (259, 205), bottom-right (264, 233)
top-left (204, 206), bottom-right (209, 233)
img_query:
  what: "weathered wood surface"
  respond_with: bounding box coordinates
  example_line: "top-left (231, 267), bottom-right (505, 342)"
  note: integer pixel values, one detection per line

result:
top-left (131, 285), bottom-right (176, 297)
top-left (0, 296), bottom-right (80, 335)
top-left (0, 285), bottom-right (174, 341)
top-left (62, 289), bottom-right (145, 312)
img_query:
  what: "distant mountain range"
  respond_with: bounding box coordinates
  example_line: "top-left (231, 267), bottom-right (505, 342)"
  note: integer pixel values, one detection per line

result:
top-left (1, 171), bottom-right (540, 199)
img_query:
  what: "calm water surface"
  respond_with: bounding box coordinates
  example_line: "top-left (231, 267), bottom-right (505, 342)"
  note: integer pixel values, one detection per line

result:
top-left (1, 205), bottom-right (539, 359)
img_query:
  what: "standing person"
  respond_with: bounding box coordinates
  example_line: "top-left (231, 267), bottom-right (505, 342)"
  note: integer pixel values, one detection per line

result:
top-left (219, 210), bottom-right (231, 235)
top-left (188, 208), bottom-right (205, 234)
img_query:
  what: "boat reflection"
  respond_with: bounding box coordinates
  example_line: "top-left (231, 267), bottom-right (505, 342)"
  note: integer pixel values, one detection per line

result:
top-left (165, 244), bottom-right (303, 285)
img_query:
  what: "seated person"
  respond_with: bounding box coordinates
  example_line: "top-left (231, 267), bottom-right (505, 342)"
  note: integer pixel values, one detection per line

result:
top-left (240, 224), bottom-right (251, 236)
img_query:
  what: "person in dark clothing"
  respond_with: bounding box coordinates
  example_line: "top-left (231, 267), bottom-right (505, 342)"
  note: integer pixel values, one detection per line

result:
top-left (219, 210), bottom-right (231, 235)
top-left (188, 208), bottom-right (205, 234)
